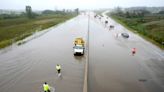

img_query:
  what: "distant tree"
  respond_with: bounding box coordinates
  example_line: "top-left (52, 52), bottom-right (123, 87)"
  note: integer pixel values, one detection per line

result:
top-left (20, 12), bottom-right (26, 17)
top-left (75, 8), bottom-right (79, 15)
top-left (0, 14), bottom-right (20, 19)
top-left (158, 11), bottom-right (164, 14)
top-left (54, 10), bottom-right (66, 15)
top-left (42, 10), bottom-right (54, 14)
top-left (140, 9), bottom-right (151, 16)
top-left (63, 9), bottom-right (66, 13)
top-left (115, 7), bottom-right (123, 16)
top-left (130, 9), bottom-right (151, 17)
top-left (125, 11), bottom-right (130, 18)
top-left (26, 6), bottom-right (34, 18)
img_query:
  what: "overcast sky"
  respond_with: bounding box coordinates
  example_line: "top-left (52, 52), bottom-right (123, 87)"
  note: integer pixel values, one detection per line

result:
top-left (0, 0), bottom-right (164, 10)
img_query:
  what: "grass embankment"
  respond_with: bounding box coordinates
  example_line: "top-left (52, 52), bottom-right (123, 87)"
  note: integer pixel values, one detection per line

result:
top-left (109, 14), bottom-right (164, 49)
top-left (0, 13), bottom-right (76, 48)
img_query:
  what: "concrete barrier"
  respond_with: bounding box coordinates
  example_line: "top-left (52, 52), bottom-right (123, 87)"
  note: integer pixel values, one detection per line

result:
top-left (83, 54), bottom-right (88, 92)
top-left (83, 14), bottom-right (90, 92)
top-left (83, 37), bottom-right (89, 92)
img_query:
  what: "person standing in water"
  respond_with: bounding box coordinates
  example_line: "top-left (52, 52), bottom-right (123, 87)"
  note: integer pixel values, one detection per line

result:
top-left (132, 48), bottom-right (136, 56)
top-left (43, 82), bottom-right (50, 92)
top-left (56, 64), bottom-right (61, 76)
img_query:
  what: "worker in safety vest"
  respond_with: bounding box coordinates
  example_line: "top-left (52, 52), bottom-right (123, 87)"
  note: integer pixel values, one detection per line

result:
top-left (56, 64), bottom-right (61, 74)
top-left (43, 82), bottom-right (50, 92)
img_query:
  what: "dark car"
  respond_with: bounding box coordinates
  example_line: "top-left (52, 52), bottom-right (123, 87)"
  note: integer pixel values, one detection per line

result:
top-left (110, 25), bottom-right (114, 28)
top-left (105, 20), bottom-right (108, 24)
top-left (121, 33), bottom-right (129, 38)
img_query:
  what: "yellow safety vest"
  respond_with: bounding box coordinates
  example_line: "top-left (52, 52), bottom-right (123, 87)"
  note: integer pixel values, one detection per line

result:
top-left (43, 84), bottom-right (50, 91)
top-left (56, 65), bottom-right (61, 70)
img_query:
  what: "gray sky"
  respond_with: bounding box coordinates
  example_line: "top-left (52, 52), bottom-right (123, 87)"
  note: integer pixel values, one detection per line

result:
top-left (0, 0), bottom-right (164, 10)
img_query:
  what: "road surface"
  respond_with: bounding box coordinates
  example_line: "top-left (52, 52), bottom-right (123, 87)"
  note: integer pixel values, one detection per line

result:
top-left (0, 13), bottom-right (164, 92)
top-left (88, 12), bottom-right (164, 92)
top-left (0, 15), bottom-right (88, 92)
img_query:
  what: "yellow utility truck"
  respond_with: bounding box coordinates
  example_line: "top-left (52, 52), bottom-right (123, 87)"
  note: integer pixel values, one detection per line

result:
top-left (74, 38), bottom-right (85, 46)
top-left (73, 38), bottom-right (85, 55)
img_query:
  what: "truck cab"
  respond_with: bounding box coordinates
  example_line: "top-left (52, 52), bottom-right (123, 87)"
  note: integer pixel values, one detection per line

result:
top-left (73, 45), bottom-right (84, 55)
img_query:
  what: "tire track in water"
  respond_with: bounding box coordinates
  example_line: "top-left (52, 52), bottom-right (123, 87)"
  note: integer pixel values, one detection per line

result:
top-left (0, 49), bottom-right (42, 92)
top-left (0, 57), bottom-right (31, 91)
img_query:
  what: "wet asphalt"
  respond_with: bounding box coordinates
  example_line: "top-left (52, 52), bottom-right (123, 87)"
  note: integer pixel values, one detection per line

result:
top-left (88, 13), bottom-right (164, 92)
top-left (0, 15), bottom-right (88, 92)
top-left (0, 13), bottom-right (164, 92)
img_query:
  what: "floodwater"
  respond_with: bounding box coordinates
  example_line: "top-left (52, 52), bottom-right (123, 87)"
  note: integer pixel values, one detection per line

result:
top-left (88, 12), bottom-right (164, 92)
top-left (0, 15), bottom-right (88, 92)
top-left (0, 13), bottom-right (164, 92)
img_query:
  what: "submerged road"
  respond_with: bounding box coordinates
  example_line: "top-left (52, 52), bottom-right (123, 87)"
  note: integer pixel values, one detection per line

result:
top-left (88, 12), bottom-right (164, 92)
top-left (0, 13), bottom-right (164, 92)
top-left (0, 15), bottom-right (89, 92)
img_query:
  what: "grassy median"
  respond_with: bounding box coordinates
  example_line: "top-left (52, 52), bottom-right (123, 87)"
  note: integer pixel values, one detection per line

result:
top-left (0, 13), bottom-right (76, 48)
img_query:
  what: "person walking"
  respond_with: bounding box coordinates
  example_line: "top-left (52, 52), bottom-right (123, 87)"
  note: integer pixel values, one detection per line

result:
top-left (56, 64), bottom-right (61, 75)
top-left (43, 82), bottom-right (50, 92)
top-left (132, 48), bottom-right (136, 56)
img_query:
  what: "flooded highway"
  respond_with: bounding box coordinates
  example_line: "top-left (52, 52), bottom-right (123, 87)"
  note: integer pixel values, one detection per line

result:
top-left (0, 13), bottom-right (164, 92)
top-left (0, 15), bottom-right (88, 92)
top-left (88, 13), bottom-right (164, 92)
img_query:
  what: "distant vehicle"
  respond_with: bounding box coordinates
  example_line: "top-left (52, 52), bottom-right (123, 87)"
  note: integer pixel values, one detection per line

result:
top-left (94, 14), bottom-right (98, 18)
top-left (105, 20), bottom-right (108, 24)
top-left (121, 33), bottom-right (129, 38)
top-left (110, 25), bottom-right (114, 28)
top-left (73, 45), bottom-right (84, 55)
top-left (74, 38), bottom-right (85, 46)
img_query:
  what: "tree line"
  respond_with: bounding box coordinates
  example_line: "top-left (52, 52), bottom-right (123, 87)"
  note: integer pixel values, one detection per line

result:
top-left (112, 7), bottom-right (164, 18)
top-left (0, 6), bottom-right (79, 19)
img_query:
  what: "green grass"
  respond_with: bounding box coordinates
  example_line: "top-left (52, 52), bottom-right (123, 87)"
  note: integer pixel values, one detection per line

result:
top-left (0, 13), bottom-right (76, 48)
top-left (109, 14), bottom-right (164, 49)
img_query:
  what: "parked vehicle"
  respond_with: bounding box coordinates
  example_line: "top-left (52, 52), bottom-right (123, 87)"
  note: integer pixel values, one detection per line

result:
top-left (110, 25), bottom-right (114, 28)
top-left (121, 33), bottom-right (129, 38)
top-left (73, 38), bottom-right (85, 56)
top-left (105, 20), bottom-right (108, 24)
top-left (73, 45), bottom-right (84, 55)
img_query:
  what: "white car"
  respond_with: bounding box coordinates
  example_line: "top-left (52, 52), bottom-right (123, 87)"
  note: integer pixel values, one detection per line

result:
top-left (73, 45), bottom-right (84, 55)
